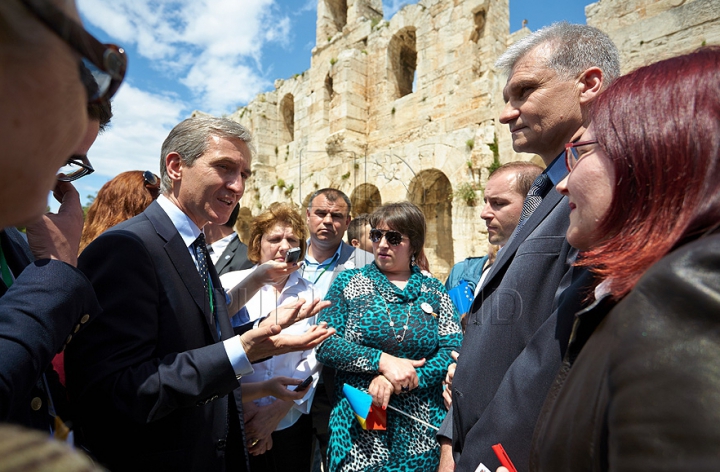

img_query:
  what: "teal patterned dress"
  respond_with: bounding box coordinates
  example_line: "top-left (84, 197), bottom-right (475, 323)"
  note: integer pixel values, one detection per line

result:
top-left (316, 263), bottom-right (462, 472)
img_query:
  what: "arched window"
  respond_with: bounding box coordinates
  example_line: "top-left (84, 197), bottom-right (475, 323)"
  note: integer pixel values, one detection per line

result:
top-left (279, 93), bottom-right (294, 144)
top-left (388, 27), bottom-right (417, 99)
top-left (327, 0), bottom-right (347, 34)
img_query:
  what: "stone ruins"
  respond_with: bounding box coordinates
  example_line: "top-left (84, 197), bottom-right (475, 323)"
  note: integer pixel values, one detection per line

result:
top-left (216, 0), bottom-right (719, 280)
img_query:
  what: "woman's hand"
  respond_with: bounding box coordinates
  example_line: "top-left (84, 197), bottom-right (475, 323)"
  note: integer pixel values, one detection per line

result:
top-left (368, 375), bottom-right (394, 409)
top-left (442, 350), bottom-right (460, 410)
top-left (262, 376), bottom-right (307, 401)
top-left (378, 353), bottom-right (426, 394)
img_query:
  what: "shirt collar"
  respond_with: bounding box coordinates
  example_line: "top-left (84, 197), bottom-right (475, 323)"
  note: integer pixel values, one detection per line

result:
top-left (305, 240), bottom-right (344, 266)
top-left (156, 194), bottom-right (202, 249)
top-left (545, 150), bottom-right (569, 186)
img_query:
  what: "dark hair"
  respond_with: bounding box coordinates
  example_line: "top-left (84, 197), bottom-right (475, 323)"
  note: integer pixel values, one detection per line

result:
top-left (224, 203), bottom-right (240, 228)
top-left (489, 161), bottom-right (543, 197)
top-left (347, 214), bottom-right (370, 244)
top-left (579, 47), bottom-right (720, 299)
top-left (369, 202), bottom-right (429, 272)
top-left (80, 171), bottom-right (159, 253)
top-left (247, 202), bottom-right (308, 264)
top-left (308, 188), bottom-right (351, 214)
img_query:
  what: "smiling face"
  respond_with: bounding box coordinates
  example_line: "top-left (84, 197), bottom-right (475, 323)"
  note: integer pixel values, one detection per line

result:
top-left (500, 45), bottom-right (584, 164)
top-left (167, 135), bottom-right (252, 229)
top-left (372, 222), bottom-right (413, 277)
top-left (556, 125), bottom-right (616, 251)
top-left (481, 171), bottom-right (526, 246)
top-left (0, 0), bottom-right (88, 227)
top-left (259, 222), bottom-right (301, 264)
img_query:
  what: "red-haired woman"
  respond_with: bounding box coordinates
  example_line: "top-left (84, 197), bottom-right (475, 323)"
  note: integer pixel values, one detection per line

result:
top-left (527, 47), bottom-right (720, 471)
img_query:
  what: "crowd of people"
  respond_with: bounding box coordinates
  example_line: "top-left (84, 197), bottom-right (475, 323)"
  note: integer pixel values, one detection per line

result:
top-left (1, 0), bottom-right (719, 471)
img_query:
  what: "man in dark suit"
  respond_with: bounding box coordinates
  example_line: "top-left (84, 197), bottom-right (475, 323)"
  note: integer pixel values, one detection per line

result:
top-left (66, 116), bottom-right (333, 471)
top-left (206, 203), bottom-right (253, 276)
top-left (438, 23), bottom-right (621, 472)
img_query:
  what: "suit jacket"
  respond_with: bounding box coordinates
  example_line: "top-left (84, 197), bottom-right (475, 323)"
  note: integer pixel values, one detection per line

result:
top-left (447, 187), bottom-right (580, 472)
top-left (215, 235), bottom-right (253, 276)
top-left (327, 242), bottom-right (373, 289)
top-left (66, 201), bottom-right (248, 472)
top-left (0, 228), bottom-right (100, 427)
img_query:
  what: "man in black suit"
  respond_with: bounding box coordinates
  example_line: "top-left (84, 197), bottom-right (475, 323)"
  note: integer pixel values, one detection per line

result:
top-left (206, 203), bottom-right (253, 276)
top-left (439, 23), bottom-right (620, 472)
top-left (66, 116), bottom-right (332, 471)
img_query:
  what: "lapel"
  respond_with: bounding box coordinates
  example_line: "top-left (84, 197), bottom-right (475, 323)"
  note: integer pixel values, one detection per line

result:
top-left (475, 189), bottom-right (565, 303)
top-left (329, 243), bottom-right (356, 286)
top-left (144, 202), bottom-right (217, 340)
top-left (214, 236), bottom-right (239, 275)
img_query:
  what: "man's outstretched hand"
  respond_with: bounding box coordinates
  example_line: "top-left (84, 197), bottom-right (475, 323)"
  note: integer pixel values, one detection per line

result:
top-left (240, 322), bottom-right (335, 363)
top-left (260, 297), bottom-right (332, 329)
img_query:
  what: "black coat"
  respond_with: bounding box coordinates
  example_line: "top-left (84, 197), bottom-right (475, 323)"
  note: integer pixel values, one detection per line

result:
top-left (531, 234), bottom-right (720, 472)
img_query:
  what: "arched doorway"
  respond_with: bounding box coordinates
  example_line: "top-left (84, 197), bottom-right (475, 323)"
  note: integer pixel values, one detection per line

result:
top-left (350, 183), bottom-right (381, 217)
top-left (408, 169), bottom-right (454, 280)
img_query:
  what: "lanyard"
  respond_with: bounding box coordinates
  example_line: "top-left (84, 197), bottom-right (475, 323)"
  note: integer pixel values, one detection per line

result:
top-left (306, 252), bottom-right (340, 285)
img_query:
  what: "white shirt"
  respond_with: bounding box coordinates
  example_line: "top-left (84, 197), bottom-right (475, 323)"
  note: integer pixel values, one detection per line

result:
top-left (209, 232), bottom-right (237, 265)
top-left (220, 268), bottom-right (320, 430)
top-left (156, 195), bottom-right (253, 378)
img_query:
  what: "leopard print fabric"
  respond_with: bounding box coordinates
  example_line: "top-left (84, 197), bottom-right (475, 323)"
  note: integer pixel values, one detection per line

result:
top-left (316, 263), bottom-right (463, 472)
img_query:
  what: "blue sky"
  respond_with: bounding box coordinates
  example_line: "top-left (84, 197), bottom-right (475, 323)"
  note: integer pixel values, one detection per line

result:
top-left (67, 0), bottom-right (589, 208)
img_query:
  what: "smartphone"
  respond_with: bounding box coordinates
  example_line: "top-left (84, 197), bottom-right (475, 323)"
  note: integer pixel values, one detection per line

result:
top-left (293, 375), bottom-right (313, 392)
top-left (284, 247), bottom-right (301, 264)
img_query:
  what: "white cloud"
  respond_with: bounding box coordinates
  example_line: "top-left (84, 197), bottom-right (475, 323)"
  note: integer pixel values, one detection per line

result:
top-left (88, 84), bottom-right (187, 178)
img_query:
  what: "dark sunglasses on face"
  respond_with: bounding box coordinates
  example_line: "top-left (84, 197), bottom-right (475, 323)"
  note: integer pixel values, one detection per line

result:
top-left (57, 154), bottom-right (94, 182)
top-left (18, 0), bottom-right (127, 104)
top-left (369, 228), bottom-right (407, 246)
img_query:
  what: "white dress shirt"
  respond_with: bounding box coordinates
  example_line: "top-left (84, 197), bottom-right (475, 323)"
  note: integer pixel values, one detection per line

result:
top-left (220, 268), bottom-right (320, 430)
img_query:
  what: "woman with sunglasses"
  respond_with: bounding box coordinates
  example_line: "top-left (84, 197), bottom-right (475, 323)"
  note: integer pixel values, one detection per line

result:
top-left (316, 201), bottom-right (462, 472)
top-left (518, 48), bottom-right (720, 471)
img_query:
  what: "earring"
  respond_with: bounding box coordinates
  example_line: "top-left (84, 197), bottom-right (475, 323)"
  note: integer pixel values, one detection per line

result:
top-left (411, 254), bottom-right (416, 266)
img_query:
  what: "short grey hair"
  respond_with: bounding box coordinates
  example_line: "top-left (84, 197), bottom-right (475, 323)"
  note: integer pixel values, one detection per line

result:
top-left (496, 22), bottom-right (620, 85)
top-left (159, 116), bottom-right (255, 193)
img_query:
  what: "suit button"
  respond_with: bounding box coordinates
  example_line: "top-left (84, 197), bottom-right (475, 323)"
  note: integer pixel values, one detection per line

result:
top-left (74, 324), bottom-right (81, 333)
top-left (216, 439), bottom-right (226, 450)
top-left (65, 335), bottom-right (72, 344)
top-left (80, 314), bottom-right (90, 324)
top-left (31, 397), bottom-right (42, 411)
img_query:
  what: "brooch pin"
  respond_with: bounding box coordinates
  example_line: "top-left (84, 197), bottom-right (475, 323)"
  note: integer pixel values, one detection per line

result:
top-left (421, 303), bottom-right (437, 317)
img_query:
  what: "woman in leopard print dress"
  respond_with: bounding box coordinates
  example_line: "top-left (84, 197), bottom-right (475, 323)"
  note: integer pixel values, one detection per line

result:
top-left (316, 202), bottom-right (462, 471)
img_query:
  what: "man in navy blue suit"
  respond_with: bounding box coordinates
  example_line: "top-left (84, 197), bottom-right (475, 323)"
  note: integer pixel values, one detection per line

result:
top-left (67, 116), bottom-right (333, 471)
top-left (438, 23), bottom-right (621, 472)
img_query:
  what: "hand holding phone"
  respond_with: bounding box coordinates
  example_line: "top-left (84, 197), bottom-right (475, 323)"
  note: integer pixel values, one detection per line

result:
top-left (293, 375), bottom-right (313, 392)
top-left (284, 247), bottom-right (301, 264)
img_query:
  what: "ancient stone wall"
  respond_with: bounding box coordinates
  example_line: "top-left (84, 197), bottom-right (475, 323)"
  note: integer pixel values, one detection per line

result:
top-left (226, 0), bottom-right (720, 281)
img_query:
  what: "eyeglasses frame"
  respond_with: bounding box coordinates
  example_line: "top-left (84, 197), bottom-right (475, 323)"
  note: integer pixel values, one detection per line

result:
top-left (565, 140), bottom-right (599, 172)
top-left (58, 154), bottom-right (94, 182)
top-left (18, 0), bottom-right (127, 103)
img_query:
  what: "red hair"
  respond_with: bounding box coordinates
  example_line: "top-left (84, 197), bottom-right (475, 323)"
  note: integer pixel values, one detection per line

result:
top-left (578, 47), bottom-right (720, 299)
top-left (80, 171), bottom-right (159, 253)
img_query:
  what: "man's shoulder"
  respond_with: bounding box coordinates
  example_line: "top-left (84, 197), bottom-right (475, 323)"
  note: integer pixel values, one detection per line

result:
top-left (344, 245), bottom-right (373, 268)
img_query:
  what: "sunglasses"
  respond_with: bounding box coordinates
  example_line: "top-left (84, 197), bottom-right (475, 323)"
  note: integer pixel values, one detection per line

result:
top-left (369, 228), bottom-right (407, 246)
top-left (19, 0), bottom-right (127, 104)
top-left (57, 154), bottom-right (94, 182)
top-left (565, 140), bottom-right (598, 172)
top-left (143, 171), bottom-right (161, 198)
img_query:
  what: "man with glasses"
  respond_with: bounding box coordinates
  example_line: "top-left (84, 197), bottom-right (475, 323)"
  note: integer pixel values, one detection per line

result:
top-left (438, 23), bottom-right (621, 472)
top-left (0, 0), bottom-right (118, 430)
top-left (304, 188), bottom-right (372, 472)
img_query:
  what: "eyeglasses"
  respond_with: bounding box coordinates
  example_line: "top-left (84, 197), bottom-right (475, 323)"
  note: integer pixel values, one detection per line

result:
top-left (57, 155), bottom-right (94, 182)
top-left (369, 228), bottom-right (407, 246)
top-left (19, 0), bottom-right (127, 104)
top-left (565, 140), bottom-right (598, 172)
top-left (143, 171), bottom-right (160, 198)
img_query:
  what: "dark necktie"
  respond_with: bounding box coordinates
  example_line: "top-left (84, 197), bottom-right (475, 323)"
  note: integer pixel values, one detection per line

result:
top-left (194, 233), bottom-right (220, 337)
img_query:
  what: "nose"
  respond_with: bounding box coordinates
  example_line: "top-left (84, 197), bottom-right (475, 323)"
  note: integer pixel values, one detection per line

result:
top-left (499, 101), bottom-right (519, 125)
top-left (480, 201), bottom-right (493, 221)
top-left (321, 213), bottom-right (333, 224)
top-left (279, 239), bottom-right (292, 250)
top-left (556, 175), bottom-right (569, 196)
top-left (227, 174), bottom-right (245, 196)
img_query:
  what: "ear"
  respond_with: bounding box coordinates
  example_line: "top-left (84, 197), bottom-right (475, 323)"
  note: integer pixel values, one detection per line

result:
top-left (350, 239), bottom-right (360, 248)
top-left (165, 152), bottom-right (183, 186)
top-left (577, 67), bottom-right (604, 105)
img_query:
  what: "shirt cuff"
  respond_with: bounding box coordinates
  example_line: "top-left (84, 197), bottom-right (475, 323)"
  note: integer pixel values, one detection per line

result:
top-left (223, 335), bottom-right (254, 378)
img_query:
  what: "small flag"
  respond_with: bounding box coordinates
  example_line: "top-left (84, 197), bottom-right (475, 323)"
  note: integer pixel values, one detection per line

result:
top-left (342, 384), bottom-right (387, 430)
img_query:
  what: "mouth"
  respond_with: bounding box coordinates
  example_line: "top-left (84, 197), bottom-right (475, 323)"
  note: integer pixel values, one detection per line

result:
top-left (218, 196), bottom-right (235, 207)
top-left (568, 202), bottom-right (577, 211)
top-left (510, 125), bottom-right (525, 134)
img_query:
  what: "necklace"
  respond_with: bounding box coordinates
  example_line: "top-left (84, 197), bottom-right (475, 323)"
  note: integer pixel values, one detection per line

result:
top-left (380, 296), bottom-right (412, 343)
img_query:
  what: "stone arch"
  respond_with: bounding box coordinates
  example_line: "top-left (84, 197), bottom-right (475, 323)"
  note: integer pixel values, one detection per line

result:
top-left (408, 169), bottom-right (454, 280)
top-left (350, 183), bottom-right (382, 217)
top-left (470, 8), bottom-right (486, 43)
top-left (279, 93), bottom-right (294, 144)
top-left (388, 27), bottom-right (417, 99)
top-left (326, 0), bottom-right (348, 35)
